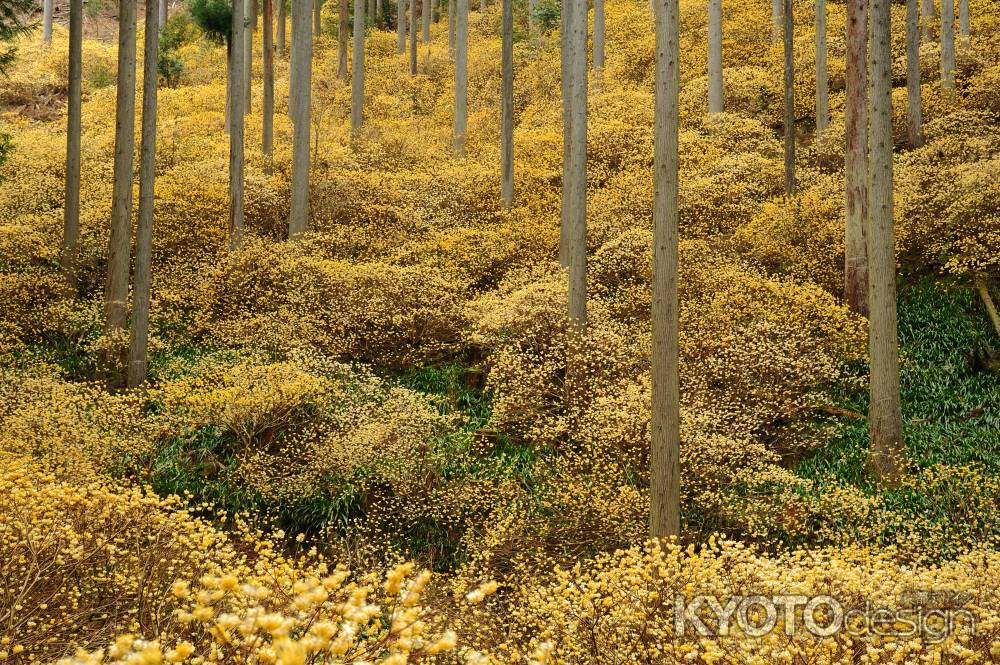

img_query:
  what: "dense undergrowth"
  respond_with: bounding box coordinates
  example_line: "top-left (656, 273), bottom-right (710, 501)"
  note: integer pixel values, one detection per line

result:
top-left (1, 0), bottom-right (999, 661)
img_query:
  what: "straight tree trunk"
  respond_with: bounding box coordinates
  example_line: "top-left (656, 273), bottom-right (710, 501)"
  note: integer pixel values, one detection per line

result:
top-left (650, 0), bottom-right (680, 541)
top-left (941, 0), bottom-right (955, 91)
top-left (558, 0), bottom-right (574, 267)
top-left (351, 0), bottom-right (365, 133)
top-left (866, 0), bottom-right (904, 486)
top-left (289, 0), bottom-right (312, 237)
top-left (500, 0), bottom-right (513, 206)
top-left (782, 0), bottom-right (795, 196)
top-left (244, 0), bottom-right (253, 112)
top-left (229, 0), bottom-right (246, 249)
top-left (128, 0), bottom-right (160, 388)
top-left (225, 40), bottom-right (233, 131)
top-left (103, 0), bottom-right (138, 388)
top-left (278, 0), bottom-right (287, 52)
top-left (377, 0), bottom-right (382, 23)
top-left (263, 0), bottom-right (275, 168)
top-left (315, 0), bottom-right (322, 36)
top-left (61, 0), bottom-right (83, 292)
top-left (289, 0), bottom-right (298, 117)
top-left (593, 0), bottom-right (604, 71)
top-left (252, 0), bottom-right (258, 30)
top-left (397, 0), bottom-right (406, 52)
top-left (771, 0), bottom-right (781, 43)
top-left (815, 0), bottom-right (828, 131)
top-left (409, 0), bottom-right (417, 73)
top-left (422, 0), bottom-right (430, 40)
top-left (906, 0), bottom-right (922, 147)
top-left (958, 0), bottom-right (968, 45)
top-left (920, 0), bottom-right (934, 41)
top-left (341, 0), bottom-right (351, 76)
top-left (527, 0), bottom-right (536, 33)
top-left (368, 0), bottom-right (375, 24)
top-left (845, 0), bottom-right (869, 315)
top-left (159, 0), bottom-right (168, 30)
top-left (43, 0), bottom-right (53, 44)
top-left (448, 0), bottom-right (455, 52)
top-left (707, 0), bottom-right (722, 114)
top-left (453, 0), bottom-right (467, 154)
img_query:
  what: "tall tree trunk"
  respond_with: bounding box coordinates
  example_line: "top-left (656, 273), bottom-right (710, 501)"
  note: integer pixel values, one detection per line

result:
top-left (453, 0), bottom-right (467, 154)
top-left (128, 0), bottom-right (160, 389)
top-left (593, 0), bottom-right (604, 72)
top-left (159, 0), bottom-right (168, 30)
top-left (409, 0), bottom-right (417, 73)
top-left (225, 40), bottom-right (233, 131)
top-left (314, 0), bottom-right (322, 35)
top-left (277, 0), bottom-right (286, 52)
top-left (397, 0), bottom-right (406, 52)
top-left (61, 0), bottom-right (82, 292)
top-left (527, 0), bottom-right (535, 33)
top-left (368, 0), bottom-right (375, 24)
top-left (341, 0), bottom-right (351, 76)
top-left (289, 0), bottom-right (312, 237)
top-left (289, 0), bottom-right (299, 117)
top-left (782, 0), bottom-right (795, 196)
top-left (650, 0), bottom-right (680, 541)
top-left (500, 0), bottom-right (513, 207)
top-left (867, 0), bottom-right (904, 486)
top-left (906, 0), bottom-right (922, 147)
top-left (815, 0), bottom-right (828, 131)
top-left (263, 0), bottom-right (275, 169)
top-left (377, 0), bottom-right (382, 23)
top-left (448, 0), bottom-right (455, 52)
top-left (845, 0), bottom-right (868, 316)
top-left (103, 0), bottom-right (137, 389)
top-left (958, 0), bottom-right (968, 46)
top-left (771, 0), bottom-right (781, 43)
top-left (940, 0), bottom-right (954, 91)
top-left (558, 0), bottom-right (574, 267)
top-left (422, 0), bottom-right (430, 40)
top-left (43, 0), bottom-right (53, 44)
top-left (920, 0), bottom-right (934, 41)
top-left (244, 0), bottom-right (253, 112)
top-left (351, 0), bottom-right (365, 133)
top-left (229, 2), bottom-right (246, 249)
top-left (707, 0), bottom-right (722, 114)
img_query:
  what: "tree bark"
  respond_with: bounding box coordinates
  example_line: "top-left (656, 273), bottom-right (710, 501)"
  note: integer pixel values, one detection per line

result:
top-left (771, 0), bottom-right (781, 43)
top-left (707, 0), bottom-right (722, 114)
top-left (396, 0), bottom-right (406, 52)
top-left (500, 0), bottom-right (513, 207)
top-left (845, 0), bottom-right (869, 316)
top-left (558, 0), bottom-right (574, 267)
top-left (782, 0), bottom-right (794, 196)
top-left (103, 0), bottom-right (137, 388)
top-left (128, 0), bottom-right (160, 388)
top-left (422, 0), bottom-right (430, 41)
top-left (958, 0), bottom-right (968, 46)
top-left (159, 0), bottom-right (168, 30)
top-left (650, 0), bottom-right (681, 540)
top-left (448, 0), bottom-right (455, 53)
top-left (377, 0), bottom-right (382, 24)
top-left (314, 0), bottom-right (322, 36)
top-left (278, 0), bottom-right (286, 52)
top-left (941, 0), bottom-right (955, 91)
top-left (263, 0), bottom-right (274, 169)
top-left (409, 0), bottom-right (417, 73)
top-left (815, 0), bottom-right (828, 131)
top-left (593, 0), bottom-right (604, 72)
top-left (920, 0), bottom-right (934, 41)
top-left (61, 0), bottom-right (82, 293)
top-left (906, 0), bottom-right (922, 147)
top-left (289, 0), bottom-right (312, 237)
top-left (453, 0), bottom-right (467, 154)
top-left (351, 0), bottom-right (365, 133)
top-left (866, 0), bottom-right (904, 487)
top-left (229, 0), bottom-right (246, 249)
top-left (244, 0), bottom-right (253, 112)
top-left (342, 0), bottom-right (351, 76)
top-left (43, 0), bottom-right (53, 44)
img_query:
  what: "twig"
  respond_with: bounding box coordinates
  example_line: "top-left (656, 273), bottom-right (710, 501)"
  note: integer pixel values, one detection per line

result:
top-left (975, 274), bottom-right (1000, 339)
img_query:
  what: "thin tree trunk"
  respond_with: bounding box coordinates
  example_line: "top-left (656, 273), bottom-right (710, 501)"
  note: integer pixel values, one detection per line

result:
top-left (920, 0), bottom-right (934, 41)
top-left (289, 0), bottom-right (298, 117)
top-left (783, 0), bottom-right (795, 196)
top-left (815, 0), bottom-right (828, 131)
top-left (866, 0), bottom-right (904, 486)
top-left (593, 0), bottom-right (604, 72)
top-left (771, 0), bottom-right (781, 43)
top-left (368, 0), bottom-right (375, 23)
top-left (707, 0), bottom-right (722, 114)
top-left (958, 0), bottom-right (968, 45)
top-left (527, 0), bottom-right (535, 33)
top-left (252, 0), bottom-right (258, 29)
top-left (159, 0), bottom-right (168, 30)
top-left (409, 0), bottom-right (417, 73)
top-left (277, 0), bottom-right (286, 52)
top-left (448, 0), bottom-right (455, 53)
top-left (351, 0), bottom-right (365, 133)
top-left (941, 0), bottom-right (955, 91)
top-left (558, 0), bottom-right (574, 267)
top-left (103, 0), bottom-right (137, 389)
top-left (289, 0), bottom-right (312, 237)
top-left (128, 0), bottom-right (160, 388)
top-left (43, 0), bottom-right (53, 44)
top-left (61, 0), bottom-right (82, 292)
top-left (341, 0), bottom-right (351, 76)
top-left (263, 0), bottom-right (274, 169)
top-left (244, 0), bottom-right (253, 112)
top-left (650, 0), bottom-right (680, 540)
top-left (500, 0), bottom-right (513, 207)
top-left (906, 0), bottom-right (923, 147)
top-left (377, 0), bottom-right (382, 23)
top-left (397, 0), bottom-right (406, 52)
top-left (845, 0), bottom-right (869, 316)
top-left (453, 0), bottom-right (467, 154)
top-left (229, 1), bottom-right (246, 249)
top-left (976, 276), bottom-right (1000, 339)
top-left (422, 0), bottom-right (430, 40)
top-left (225, 40), bottom-right (233, 131)
top-left (315, 0), bottom-right (322, 35)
